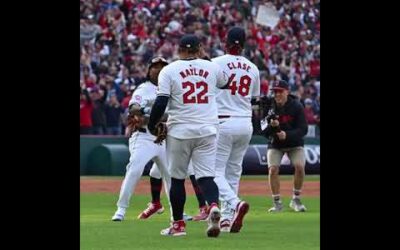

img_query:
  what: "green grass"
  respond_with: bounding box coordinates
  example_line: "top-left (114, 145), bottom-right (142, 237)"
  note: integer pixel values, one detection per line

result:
top-left (81, 175), bottom-right (320, 181)
top-left (81, 193), bottom-right (319, 250)
top-left (241, 175), bottom-right (320, 181)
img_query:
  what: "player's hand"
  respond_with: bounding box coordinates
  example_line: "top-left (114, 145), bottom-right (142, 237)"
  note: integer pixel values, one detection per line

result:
top-left (270, 119), bottom-right (279, 127)
top-left (276, 131), bottom-right (286, 140)
top-left (153, 122), bottom-right (167, 145)
top-left (125, 126), bottom-right (133, 137)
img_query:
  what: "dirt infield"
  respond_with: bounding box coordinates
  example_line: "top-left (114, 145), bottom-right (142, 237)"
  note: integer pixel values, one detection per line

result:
top-left (80, 177), bottom-right (319, 197)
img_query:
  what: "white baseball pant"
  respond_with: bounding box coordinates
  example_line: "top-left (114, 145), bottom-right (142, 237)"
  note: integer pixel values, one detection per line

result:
top-left (214, 117), bottom-right (253, 220)
top-left (150, 161), bottom-right (195, 179)
top-left (166, 134), bottom-right (217, 180)
top-left (116, 130), bottom-right (171, 209)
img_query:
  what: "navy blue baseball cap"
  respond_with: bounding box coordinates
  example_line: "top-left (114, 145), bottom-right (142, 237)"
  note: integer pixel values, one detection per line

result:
top-left (271, 80), bottom-right (289, 91)
top-left (179, 34), bottom-right (200, 49)
top-left (227, 27), bottom-right (246, 47)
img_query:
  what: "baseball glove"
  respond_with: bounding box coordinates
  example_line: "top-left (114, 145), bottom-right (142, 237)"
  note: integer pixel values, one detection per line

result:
top-left (125, 114), bottom-right (145, 137)
top-left (153, 122), bottom-right (167, 145)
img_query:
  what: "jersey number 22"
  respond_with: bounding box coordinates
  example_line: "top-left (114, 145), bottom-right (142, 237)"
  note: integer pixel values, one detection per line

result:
top-left (182, 81), bottom-right (208, 104)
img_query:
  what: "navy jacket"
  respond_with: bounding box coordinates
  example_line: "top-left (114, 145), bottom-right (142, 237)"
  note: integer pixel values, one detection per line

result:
top-left (263, 95), bottom-right (308, 149)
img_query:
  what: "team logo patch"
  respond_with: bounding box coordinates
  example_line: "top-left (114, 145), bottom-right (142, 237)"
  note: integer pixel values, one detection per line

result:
top-left (135, 95), bottom-right (142, 103)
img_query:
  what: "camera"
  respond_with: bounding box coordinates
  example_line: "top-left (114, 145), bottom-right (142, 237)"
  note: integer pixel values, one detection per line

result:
top-left (266, 112), bottom-right (277, 123)
top-left (260, 96), bottom-right (281, 142)
top-left (266, 110), bottom-right (281, 133)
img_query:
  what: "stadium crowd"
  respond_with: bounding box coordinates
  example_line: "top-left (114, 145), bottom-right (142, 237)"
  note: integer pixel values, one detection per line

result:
top-left (80, 0), bottom-right (320, 136)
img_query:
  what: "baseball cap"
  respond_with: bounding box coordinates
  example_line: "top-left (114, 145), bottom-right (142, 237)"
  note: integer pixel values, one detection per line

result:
top-left (227, 27), bottom-right (246, 47)
top-left (147, 56), bottom-right (169, 78)
top-left (179, 34), bottom-right (200, 49)
top-left (271, 80), bottom-right (289, 91)
top-left (148, 56), bottom-right (169, 68)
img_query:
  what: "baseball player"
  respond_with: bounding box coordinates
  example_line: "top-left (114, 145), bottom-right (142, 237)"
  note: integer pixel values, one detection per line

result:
top-left (140, 163), bottom-right (209, 221)
top-left (211, 26), bottom-right (260, 233)
top-left (148, 34), bottom-right (228, 237)
top-left (111, 57), bottom-right (172, 221)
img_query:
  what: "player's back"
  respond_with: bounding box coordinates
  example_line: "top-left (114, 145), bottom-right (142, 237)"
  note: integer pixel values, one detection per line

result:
top-left (157, 58), bottom-right (226, 139)
top-left (212, 54), bottom-right (260, 117)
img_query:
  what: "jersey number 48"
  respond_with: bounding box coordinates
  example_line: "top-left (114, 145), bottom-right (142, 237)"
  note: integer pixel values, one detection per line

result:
top-left (227, 74), bottom-right (251, 96)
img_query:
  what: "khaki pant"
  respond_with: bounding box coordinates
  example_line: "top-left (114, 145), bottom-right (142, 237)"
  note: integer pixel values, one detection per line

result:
top-left (267, 147), bottom-right (306, 167)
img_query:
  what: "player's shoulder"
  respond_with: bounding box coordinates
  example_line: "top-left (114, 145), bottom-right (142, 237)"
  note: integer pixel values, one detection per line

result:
top-left (134, 81), bottom-right (152, 93)
top-left (195, 58), bottom-right (220, 70)
top-left (159, 62), bottom-right (174, 73)
top-left (211, 54), bottom-right (231, 63)
top-left (135, 81), bottom-right (148, 90)
top-left (199, 58), bottom-right (219, 67)
top-left (161, 59), bottom-right (189, 74)
top-left (240, 56), bottom-right (260, 73)
top-left (190, 59), bottom-right (220, 74)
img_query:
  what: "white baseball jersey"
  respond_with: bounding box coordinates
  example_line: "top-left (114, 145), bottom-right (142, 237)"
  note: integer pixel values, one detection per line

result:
top-left (157, 58), bottom-right (227, 139)
top-left (128, 81), bottom-right (157, 127)
top-left (212, 54), bottom-right (260, 117)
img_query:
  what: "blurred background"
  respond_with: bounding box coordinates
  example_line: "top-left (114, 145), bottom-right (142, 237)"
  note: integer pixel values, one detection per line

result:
top-left (80, 0), bottom-right (320, 139)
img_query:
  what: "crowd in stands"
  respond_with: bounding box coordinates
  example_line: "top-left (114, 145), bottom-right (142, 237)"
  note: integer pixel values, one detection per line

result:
top-left (80, 0), bottom-right (320, 137)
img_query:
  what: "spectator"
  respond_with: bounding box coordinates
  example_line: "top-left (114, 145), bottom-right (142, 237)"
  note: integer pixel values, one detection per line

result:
top-left (303, 98), bottom-right (318, 125)
top-left (121, 85), bottom-right (136, 110)
top-left (90, 86), bottom-right (107, 135)
top-left (260, 74), bottom-right (269, 97)
top-left (80, 87), bottom-right (93, 134)
top-left (105, 93), bottom-right (124, 135)
top-left (80, 0), bottom-right (320, 137)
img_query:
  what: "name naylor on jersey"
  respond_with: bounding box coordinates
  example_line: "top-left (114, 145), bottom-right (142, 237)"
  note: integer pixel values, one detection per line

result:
top-left (227, 62), bottom-right (251, 72)
top-left (179, 68), bottom-right (209, 79)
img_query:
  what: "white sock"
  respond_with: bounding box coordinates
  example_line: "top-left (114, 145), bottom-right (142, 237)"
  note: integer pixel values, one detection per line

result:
top-left (293, 189), bottom-right (301, 199)
top-left (272, 194), bottom-right (281, 202)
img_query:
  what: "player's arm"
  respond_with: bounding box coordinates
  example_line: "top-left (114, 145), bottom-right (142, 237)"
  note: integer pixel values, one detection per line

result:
top-left (148, 96), bottom-right (169, 134)
top-left (128, 86), bottom-right (150, 116)
top-left (128, 103), bottom-right (143, 116)
top-left (128, 103), bottom-right (151, 117)
top-left (215, 64), bottom-right (230, 89)
top-left (125, 87), bottom-right (148, 136)
top-left (148, 67), bottom-right (171, 135)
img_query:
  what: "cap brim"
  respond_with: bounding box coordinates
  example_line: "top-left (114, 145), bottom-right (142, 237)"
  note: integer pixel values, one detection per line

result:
top-left (153, 61), bottom-right (168, 65)
top-left (271, 87), bottom-right (289, 91)
top-left (149, 61), bottom-right (168, 67)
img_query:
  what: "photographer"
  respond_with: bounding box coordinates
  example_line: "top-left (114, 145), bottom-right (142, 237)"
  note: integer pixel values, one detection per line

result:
top-left (262, 80), bottom-right (308, 213)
